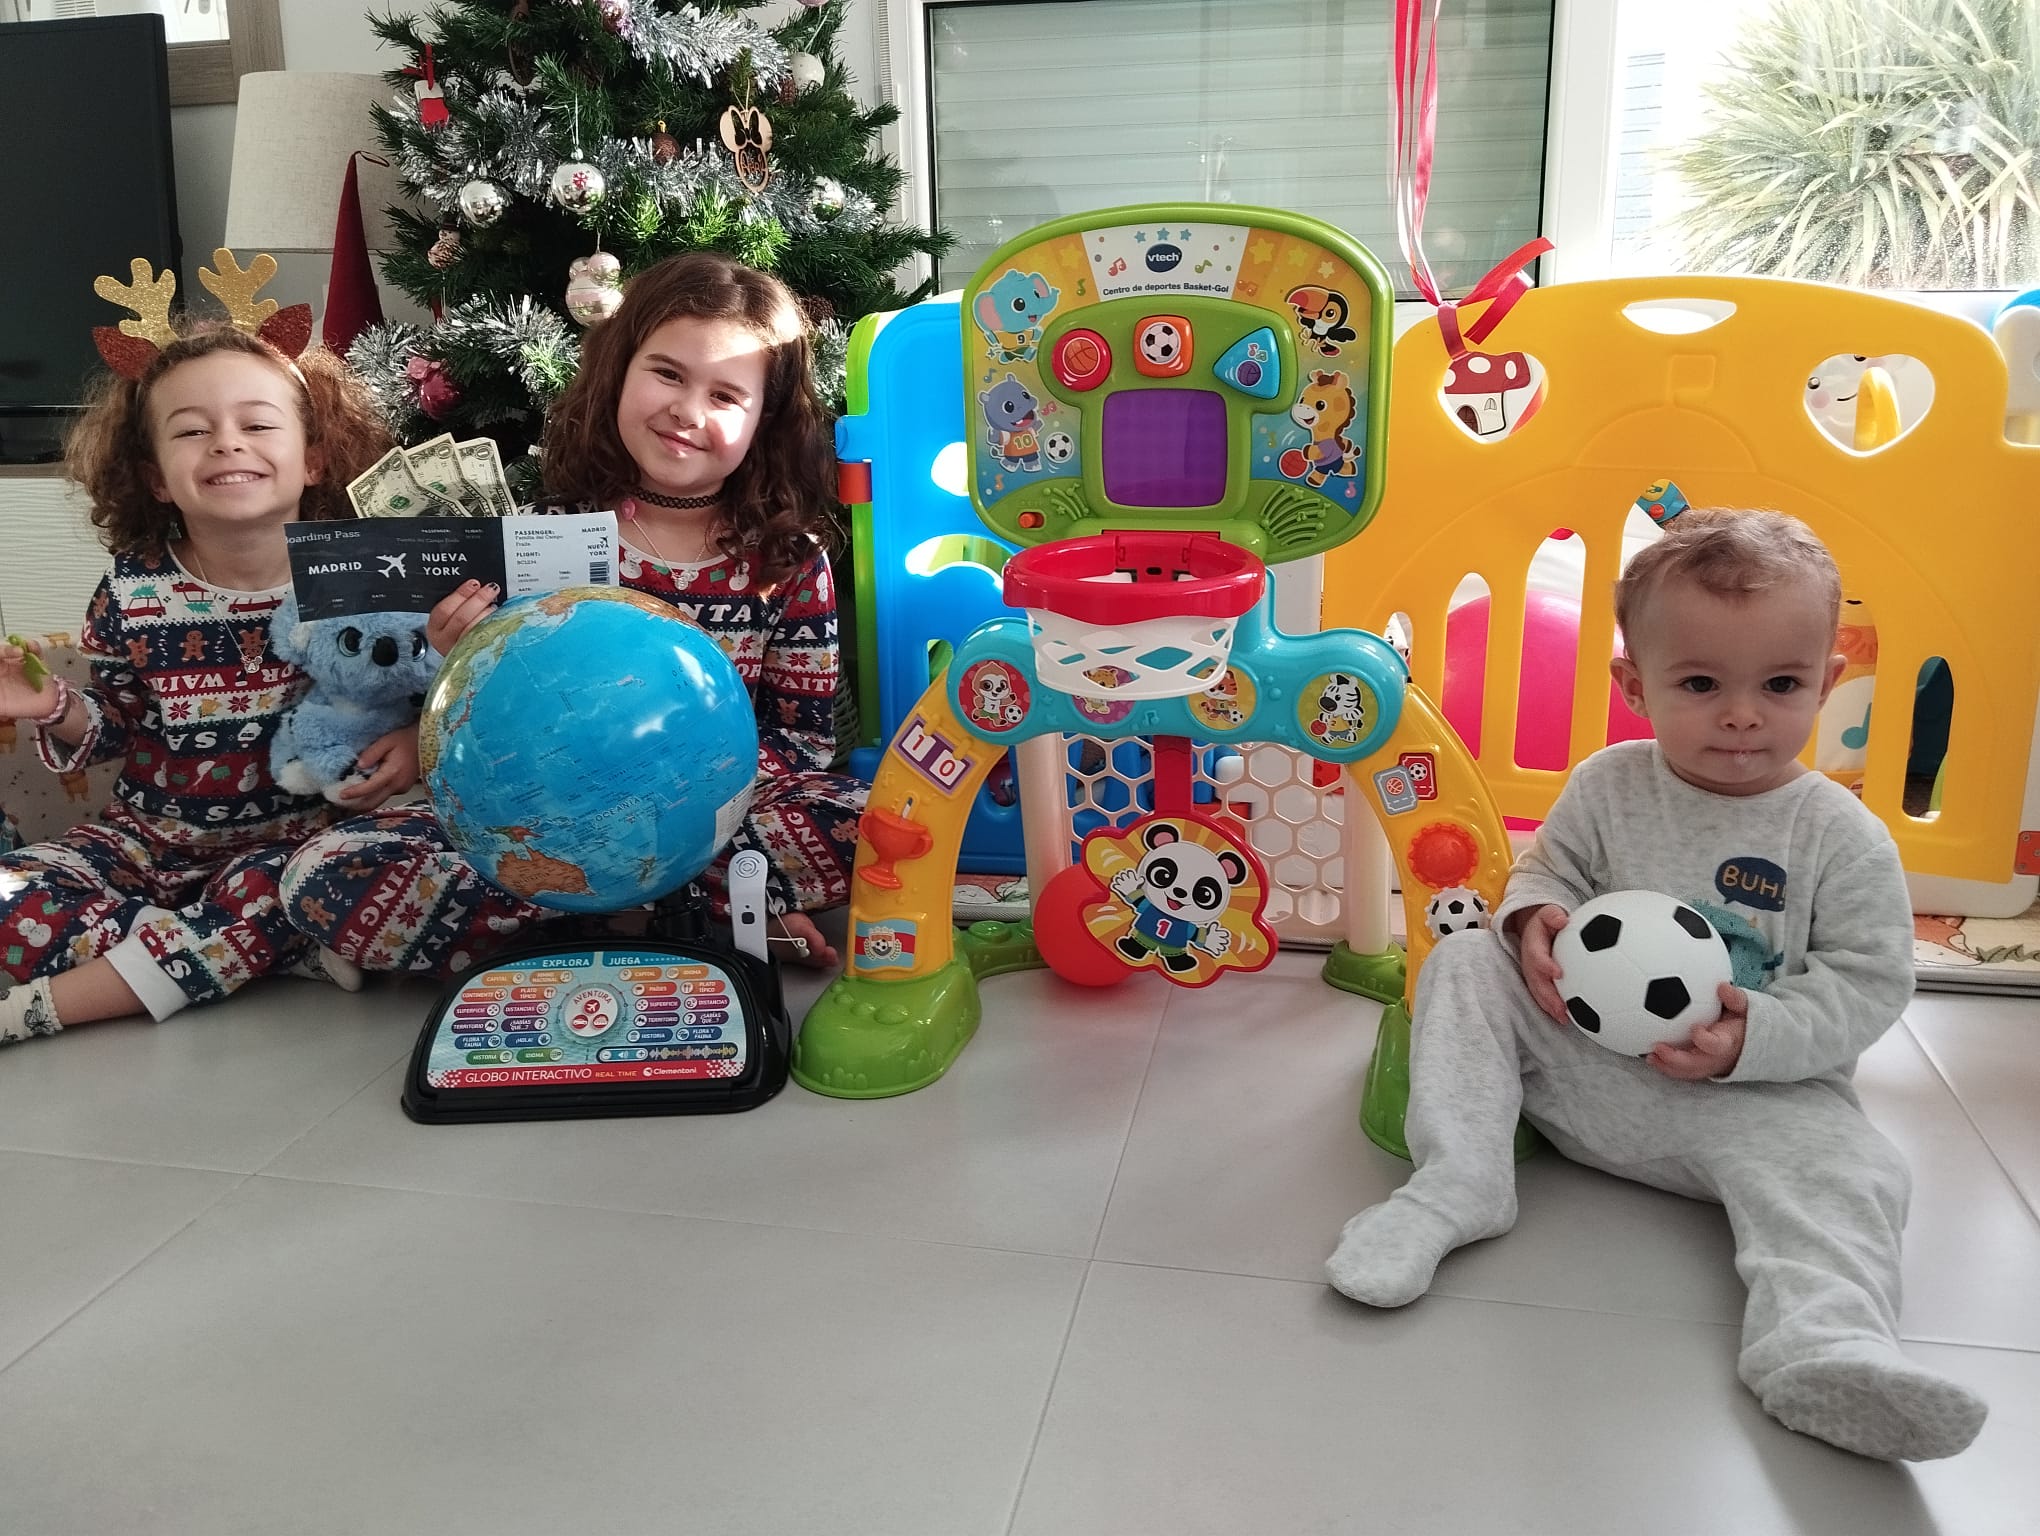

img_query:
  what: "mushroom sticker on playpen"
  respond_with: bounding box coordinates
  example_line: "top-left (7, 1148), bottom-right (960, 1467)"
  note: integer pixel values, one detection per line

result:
top-left (1439, 349), bottom-right (1545, 439)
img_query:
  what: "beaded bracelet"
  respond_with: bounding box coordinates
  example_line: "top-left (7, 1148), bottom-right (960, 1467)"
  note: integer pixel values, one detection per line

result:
top-left (29, 676), bottom-right (73, 728)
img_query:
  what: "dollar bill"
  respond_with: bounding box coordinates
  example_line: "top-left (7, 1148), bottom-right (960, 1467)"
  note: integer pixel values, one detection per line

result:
top-left (346, 446), bottom-right (442, 518)
top-left (402, 434), bottom-right (483, 516)
top-left (453, 436), bottom-right (517, 517)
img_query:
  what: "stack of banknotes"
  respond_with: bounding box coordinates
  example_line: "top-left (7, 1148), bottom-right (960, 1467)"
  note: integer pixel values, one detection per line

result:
top-left (346, 434), bottom-right (517, 519)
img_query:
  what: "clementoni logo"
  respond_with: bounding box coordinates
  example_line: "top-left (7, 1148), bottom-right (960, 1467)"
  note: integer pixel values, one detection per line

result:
top-left (1145, 243), bottom-right (1182, 273)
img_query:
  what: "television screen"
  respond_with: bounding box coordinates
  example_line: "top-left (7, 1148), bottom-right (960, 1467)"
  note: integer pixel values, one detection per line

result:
top-left (0, 16), bottom-right (179, 447)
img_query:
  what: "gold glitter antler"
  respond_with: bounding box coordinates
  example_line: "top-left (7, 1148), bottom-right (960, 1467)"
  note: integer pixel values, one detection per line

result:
top-left (197, 247), bottom-right (313, 358)
top-left (93, 260), bottom-right (178, 346)
top-left (198, 248), bottom-right (281, 335)
top-left (91, 259), bottom-right (179, 379)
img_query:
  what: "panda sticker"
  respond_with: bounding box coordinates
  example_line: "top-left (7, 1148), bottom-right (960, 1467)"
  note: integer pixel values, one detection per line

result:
top-left (1108, 821), bottom-right (1240, 974)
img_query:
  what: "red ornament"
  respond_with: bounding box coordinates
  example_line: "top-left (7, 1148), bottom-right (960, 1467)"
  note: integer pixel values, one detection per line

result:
top-left (405, 354), bottom-right (462, 422)
top-left (402, 44), bottom-right (450, 129)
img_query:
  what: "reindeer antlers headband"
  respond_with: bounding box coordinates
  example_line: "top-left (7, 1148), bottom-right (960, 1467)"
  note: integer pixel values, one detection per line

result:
top-left (91, 248), bottom-right (314, 380)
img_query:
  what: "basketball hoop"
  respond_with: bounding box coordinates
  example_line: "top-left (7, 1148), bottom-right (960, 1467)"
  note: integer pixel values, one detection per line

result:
top-left (1002, 532), bottom-right (1266, 701)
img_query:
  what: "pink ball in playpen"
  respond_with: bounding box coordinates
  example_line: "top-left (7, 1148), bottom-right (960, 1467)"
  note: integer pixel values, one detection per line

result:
top-left (1441, 591), bottom-right (1653, 771)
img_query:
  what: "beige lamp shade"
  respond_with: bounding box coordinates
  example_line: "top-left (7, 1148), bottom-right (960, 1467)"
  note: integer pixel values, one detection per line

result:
top-left (223, 72), bottom-right (412, 253)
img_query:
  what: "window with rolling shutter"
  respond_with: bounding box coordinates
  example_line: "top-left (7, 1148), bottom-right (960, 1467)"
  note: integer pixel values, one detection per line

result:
top-left (925, 0), bottom-right (1554, 293)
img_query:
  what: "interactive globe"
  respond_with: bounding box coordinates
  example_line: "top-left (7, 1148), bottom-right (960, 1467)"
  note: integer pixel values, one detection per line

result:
top-left (420, 587), bottom-right (757, 913)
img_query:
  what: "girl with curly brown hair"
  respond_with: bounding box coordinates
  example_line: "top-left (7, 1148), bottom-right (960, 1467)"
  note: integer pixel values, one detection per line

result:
top-left (283, 253), bottom-right (865, 973)
top-left (0, 325), bottom-right (396, 1044)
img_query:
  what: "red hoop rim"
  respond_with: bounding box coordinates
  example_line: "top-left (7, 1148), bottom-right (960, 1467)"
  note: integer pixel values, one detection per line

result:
top-left (1002, 532), bottom-right (1266, 624)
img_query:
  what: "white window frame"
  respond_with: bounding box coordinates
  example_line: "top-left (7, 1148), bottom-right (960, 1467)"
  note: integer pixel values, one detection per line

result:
top-left (864, 0), bottom-right (2011, 321)
top-left (867, 0), bottom-right (1586, 292)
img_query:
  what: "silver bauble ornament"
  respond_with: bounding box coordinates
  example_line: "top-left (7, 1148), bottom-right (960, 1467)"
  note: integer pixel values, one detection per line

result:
top-left (812, 176), bottom-right (846, 215)
top-left (549, 160), bottom-right (607, 212)
top-left (457, 178), bottom-right (508, 227)
top-left (790, 52), bottom-right (826, 91)
top-left (565, 251), bottom-right (625, 326)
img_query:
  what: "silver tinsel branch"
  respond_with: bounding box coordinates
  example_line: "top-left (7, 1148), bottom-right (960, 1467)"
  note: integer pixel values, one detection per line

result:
top-left (626, 2), bottom-right (788, 86)
top-left (346, 322), bottom-right (430, 439)
top-left (384, 89), bottom-right (876, 238)
top-left (810, 317), bottom-right (849, 407)
top-left (345, 300), bottom-right (581, 434)
top-left (457, 297), bottom-right (582, 400)
top-left (600, 137), bottom-right (884, 236)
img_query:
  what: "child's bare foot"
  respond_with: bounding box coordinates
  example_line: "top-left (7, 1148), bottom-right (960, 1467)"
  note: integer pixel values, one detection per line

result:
top-left (771, 912), bottom-right (838, 969)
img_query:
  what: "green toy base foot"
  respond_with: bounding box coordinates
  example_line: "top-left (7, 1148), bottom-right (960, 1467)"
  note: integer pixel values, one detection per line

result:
top-left (792, 957), bottom-right (982, 1098)
top-left (1321, 940), bottom-right (1407, 1004)
top-left (1360, 1001), bottom-right (1539, 1163)
top-left (957, 919), bottom-right (1043, 980)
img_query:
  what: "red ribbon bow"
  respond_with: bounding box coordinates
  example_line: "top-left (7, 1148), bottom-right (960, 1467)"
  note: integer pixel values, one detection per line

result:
top-left (1391, 0), bottom-right (1553, 360)
top-left (400, 43), bottom-right (438, 89)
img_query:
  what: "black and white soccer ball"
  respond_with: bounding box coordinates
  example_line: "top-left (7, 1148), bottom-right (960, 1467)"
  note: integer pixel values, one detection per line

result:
top-left (1550, 890), bottom-right (1734, 1056)
top-left (1138, 319), bottom-right (1184, 366)
top-left (1423, 886), bottom-right (1490, 940)
top-left (1044, 430), bottom-right (1075, 464)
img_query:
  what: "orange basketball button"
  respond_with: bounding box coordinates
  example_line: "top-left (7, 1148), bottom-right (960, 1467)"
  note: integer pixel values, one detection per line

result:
top-left (1052, 328), bottom-right (1112, 391)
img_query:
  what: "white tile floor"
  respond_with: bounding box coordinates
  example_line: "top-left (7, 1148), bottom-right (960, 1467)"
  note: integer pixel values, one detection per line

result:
top-left (0, 952), bottom-right (2034, 1535)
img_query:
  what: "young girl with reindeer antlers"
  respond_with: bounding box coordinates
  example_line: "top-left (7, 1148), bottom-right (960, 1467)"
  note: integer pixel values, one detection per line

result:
top-left (0, 253), bottom-right (398, 1046)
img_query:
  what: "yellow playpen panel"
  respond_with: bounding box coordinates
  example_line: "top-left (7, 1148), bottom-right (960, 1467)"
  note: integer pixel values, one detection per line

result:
top-left (1323, 276), bottom-right (2037, 885)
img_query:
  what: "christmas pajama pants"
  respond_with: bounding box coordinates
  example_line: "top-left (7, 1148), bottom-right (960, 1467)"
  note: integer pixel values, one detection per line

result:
top-left (1396, 926), bottom-right (1911, 1400)
top-left (280, 771), bottom-right (867, 977)
top-left (0, 823), bottom-right (312, 1017)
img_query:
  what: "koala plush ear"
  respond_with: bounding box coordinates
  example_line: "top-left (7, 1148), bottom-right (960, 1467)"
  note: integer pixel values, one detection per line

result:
top-left (267, 590), bottom-right (306, 664)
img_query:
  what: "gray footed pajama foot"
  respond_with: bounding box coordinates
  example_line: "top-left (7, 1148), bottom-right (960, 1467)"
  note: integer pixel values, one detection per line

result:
top-left (1760, 1342), bottom-right (1987, 1461)
top-left (1326, 1187), bottom-right (1513, 1307)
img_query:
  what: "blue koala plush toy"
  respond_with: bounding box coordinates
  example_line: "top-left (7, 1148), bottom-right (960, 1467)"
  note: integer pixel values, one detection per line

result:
top-left (267, 592), bottom-right (437, 804)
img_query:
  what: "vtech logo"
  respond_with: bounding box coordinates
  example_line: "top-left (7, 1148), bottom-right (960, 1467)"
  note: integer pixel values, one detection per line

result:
top-left (1145, 243), bottom-right (1182, 273)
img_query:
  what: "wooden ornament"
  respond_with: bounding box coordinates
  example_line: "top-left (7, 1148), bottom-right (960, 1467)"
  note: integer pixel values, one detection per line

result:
top-left (718, 104), bottom-right (774, 193)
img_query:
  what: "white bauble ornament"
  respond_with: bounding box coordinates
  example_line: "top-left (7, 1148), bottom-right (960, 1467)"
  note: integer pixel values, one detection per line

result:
top-left (790, 52), bottom-right (826, 91)
top-left (1549, 890), bottom-right (1734, 1056)
top-left (458, 179), bottom-right (508, 226)
top-left (549, 160), bottom-right (607, 212)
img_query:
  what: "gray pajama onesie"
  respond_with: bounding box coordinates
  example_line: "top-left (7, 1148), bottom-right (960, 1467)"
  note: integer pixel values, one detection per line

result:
top-left (1328, 742), bottom-right (1987, 1461)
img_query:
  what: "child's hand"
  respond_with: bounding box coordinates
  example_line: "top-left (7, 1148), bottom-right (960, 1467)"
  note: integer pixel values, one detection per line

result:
top-left (427, 580), bottom-right (500, 657)
top-left (1511, 903), bottom-right (1572, 1026)
top-left (337, 724), bottom-right (421, 811)
top-left (1649, 983), bottom-right (1749, 1081)
top-left (0, 635), bottom-right (60, 721)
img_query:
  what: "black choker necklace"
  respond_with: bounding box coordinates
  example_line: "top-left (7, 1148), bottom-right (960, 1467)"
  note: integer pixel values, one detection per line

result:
top-left (630, 486), bottom-right (720, 510)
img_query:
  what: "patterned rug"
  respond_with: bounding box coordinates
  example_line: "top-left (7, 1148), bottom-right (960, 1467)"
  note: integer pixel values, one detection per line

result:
top-left (1914, 902), bottom-right (2040, 994)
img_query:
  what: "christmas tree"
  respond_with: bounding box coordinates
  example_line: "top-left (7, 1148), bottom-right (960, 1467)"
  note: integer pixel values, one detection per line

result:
top-left (347, 0), bottom-right (949, 494)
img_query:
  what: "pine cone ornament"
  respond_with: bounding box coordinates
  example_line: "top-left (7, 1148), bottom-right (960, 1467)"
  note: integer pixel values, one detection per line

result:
top-left (428, 228), bottom-right (462, 269)
top-left (799, 294), bottom-right (837, 326)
